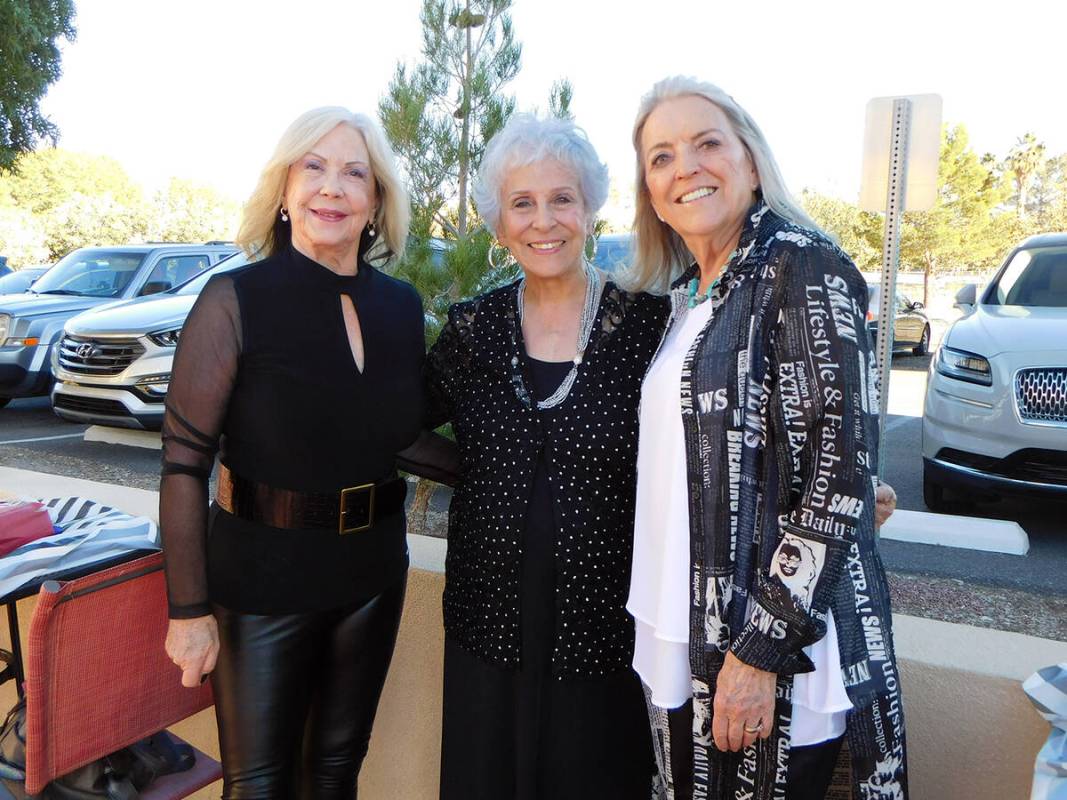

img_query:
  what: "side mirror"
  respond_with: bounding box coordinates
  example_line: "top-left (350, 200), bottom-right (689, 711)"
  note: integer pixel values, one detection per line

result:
top-left (911, 301), bottom-right (925, 311)
top-left (954, 283), bottom-right (977, 311)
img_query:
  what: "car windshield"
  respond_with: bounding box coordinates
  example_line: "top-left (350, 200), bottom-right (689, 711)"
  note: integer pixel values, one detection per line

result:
top-left (175, 251), bottom-right (251, 295)
top-left (988, 245), bottom-right (1067, 307)
top-left (30, 251), bottom-right (147, 298)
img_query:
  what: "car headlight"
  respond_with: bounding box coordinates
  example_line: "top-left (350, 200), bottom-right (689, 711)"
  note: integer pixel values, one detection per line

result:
top-left (136, 373), bottom-right (171, 396)
top-left (0, 314), bottom-right (9, 346)
top-left (936, 345), bottom-right (992, 386)
top-left (148, 327), bottom-right (181, 347)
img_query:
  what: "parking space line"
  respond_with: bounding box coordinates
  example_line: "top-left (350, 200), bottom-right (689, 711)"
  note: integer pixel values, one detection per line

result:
top-left (0, 432), bottom-right (86, 445)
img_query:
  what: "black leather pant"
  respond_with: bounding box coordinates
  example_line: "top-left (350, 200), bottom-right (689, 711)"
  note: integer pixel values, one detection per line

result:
top-left (211, 576), bottom-right (406, 799)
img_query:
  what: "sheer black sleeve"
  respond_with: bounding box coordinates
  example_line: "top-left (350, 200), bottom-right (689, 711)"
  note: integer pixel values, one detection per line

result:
top-left (396, 429), bottom-right (461, 487)
top-left (423, 300), bottom-right (478, 429)
top-left (159, 275), bottom-right (241, 619)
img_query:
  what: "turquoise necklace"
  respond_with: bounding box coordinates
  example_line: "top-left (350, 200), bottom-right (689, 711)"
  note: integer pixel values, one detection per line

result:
top-left (687, 274), bottom-right (724, 309)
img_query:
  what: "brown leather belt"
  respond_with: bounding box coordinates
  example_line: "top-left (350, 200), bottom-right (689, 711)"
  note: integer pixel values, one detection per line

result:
top-left (216, 464), bottom-right (408, 534)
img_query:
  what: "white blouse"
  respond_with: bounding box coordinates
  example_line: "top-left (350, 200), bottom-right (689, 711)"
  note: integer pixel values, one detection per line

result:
top-left (627, 301), bottom-right (851, 745)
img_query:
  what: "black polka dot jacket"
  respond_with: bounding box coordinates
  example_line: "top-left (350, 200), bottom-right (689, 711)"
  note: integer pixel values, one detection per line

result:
top-left (424, 279), bottom-right (670, 677)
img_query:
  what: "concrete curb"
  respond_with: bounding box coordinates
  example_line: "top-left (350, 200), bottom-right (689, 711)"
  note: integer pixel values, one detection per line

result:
top-left (0, 466), bottom-right (159, 519)
top-left (84, 426), bottom-right (162, 450)
top-left (409, 532), bottom-right (446, 572)
top-left (880, 508), bottom-right (1030, 555)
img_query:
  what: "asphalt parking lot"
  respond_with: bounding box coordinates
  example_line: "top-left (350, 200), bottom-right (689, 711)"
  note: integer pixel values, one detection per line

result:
top-left (1, 351), bottom-right (1065, 598)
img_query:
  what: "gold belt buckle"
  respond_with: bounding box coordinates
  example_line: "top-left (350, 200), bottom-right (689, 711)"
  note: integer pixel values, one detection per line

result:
top-left (339, 483), bottom-right (376, 534)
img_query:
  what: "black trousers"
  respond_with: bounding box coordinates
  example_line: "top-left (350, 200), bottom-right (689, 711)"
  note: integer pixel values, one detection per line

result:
top-left (662, 699), bottom-right (844, 800)
top-left (211, 576), bottom-right (406, 800)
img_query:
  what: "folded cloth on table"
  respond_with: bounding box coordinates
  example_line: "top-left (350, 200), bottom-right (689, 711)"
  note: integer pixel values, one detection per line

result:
top-left (1024, 662), bottom-right (1067, 800)
top-left (0, 502), bottom-right (56, 558)
top-left (0, 497), bottom-right (159, 599)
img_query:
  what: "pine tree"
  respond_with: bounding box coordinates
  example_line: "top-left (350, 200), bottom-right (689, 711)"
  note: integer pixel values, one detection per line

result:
top-left (379, 0), bottom-right (521, 241)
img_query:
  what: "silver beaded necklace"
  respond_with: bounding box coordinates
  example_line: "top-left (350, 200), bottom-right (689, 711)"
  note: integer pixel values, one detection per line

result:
top-left (515, 260), bottom-right (603, 410)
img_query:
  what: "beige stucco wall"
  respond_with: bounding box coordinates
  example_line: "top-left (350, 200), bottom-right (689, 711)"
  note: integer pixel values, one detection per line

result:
top-left (1, 469), bottom-right (1063, 799)
top-left (892, 614), bottom-right (1066, 800)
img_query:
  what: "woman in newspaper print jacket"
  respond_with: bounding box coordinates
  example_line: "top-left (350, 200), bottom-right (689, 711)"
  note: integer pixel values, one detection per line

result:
top-left (626, 78), bottom-right (907, 800)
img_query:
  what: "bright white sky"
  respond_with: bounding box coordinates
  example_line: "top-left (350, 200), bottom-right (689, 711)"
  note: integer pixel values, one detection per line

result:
top-left (40, 0), bottom-right (1067, 222)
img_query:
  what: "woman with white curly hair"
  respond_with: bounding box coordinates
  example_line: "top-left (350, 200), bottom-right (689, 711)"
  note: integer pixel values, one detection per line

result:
top-left (424, 113), bottom-right (664, 798)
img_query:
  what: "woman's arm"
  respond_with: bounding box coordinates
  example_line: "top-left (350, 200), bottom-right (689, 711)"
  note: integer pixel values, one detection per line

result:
top-left (422, 306), bottom-right (468, 431)
top-left (730, 240), bottom-right (882, 676)
top-left (159, 275), bottom-right (240, 686)
top-left (396, 429), bottom-right (461, 487)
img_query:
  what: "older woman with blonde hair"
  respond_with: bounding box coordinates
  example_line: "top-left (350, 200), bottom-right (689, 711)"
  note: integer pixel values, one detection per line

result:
top-left (160, 106), bottom-right (431, 799)
top-left (626, 76), bottom-right (908, 800)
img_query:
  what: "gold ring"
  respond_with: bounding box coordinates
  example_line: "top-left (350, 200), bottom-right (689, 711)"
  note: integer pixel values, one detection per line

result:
top-left (743, 720), bottom-right (764, 734)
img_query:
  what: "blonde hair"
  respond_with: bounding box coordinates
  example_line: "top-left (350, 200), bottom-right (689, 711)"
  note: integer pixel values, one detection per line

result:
top-left (236, 106), bottom-right (409, 264)
top-left (627, 76), bottom-right (819, 293)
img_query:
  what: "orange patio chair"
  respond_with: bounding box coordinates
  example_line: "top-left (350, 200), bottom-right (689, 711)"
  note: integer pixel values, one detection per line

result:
top-left (22, 552), bottom-right (220, 798)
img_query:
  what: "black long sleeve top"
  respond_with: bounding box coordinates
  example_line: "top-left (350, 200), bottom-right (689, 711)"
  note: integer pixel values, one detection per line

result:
top-left (159, 246), bottom-right (426, 618)
top-left (424, 279), bottom-right (670, 678)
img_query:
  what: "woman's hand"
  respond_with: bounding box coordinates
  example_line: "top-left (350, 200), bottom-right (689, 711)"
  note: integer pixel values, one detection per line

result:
top-left (713, 651), bottom-right (776, 752)
top-left (875, 482), bottom-right (897, 527)
top-left (165, 615), bottom-right (220, 688)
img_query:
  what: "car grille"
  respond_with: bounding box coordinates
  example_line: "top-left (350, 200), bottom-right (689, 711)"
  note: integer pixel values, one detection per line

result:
top-left (58, 335), bottom-right (144, 376)
top-left (937, 447), bottom-right (1067, 487)
top-left (1009, 451), bottom-right (1067, 485)
top-left (1015, 367), bottom-right (1067, 425)
top-left (53, 395), bottom-right (132, 417)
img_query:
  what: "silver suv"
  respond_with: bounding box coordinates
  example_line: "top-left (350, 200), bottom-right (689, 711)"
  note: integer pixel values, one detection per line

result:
top-left (51, 251), bottom-right (250, 429)
top-left (0, 243), bottom-right (237, 407)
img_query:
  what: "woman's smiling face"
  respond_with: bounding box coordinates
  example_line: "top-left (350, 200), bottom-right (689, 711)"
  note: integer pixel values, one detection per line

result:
top-left (496, 158), bottom-right (590, 281)
top-left (283, 123), bottom-right (377, 265)
top-left (640, 95), bottom-right (758, 247)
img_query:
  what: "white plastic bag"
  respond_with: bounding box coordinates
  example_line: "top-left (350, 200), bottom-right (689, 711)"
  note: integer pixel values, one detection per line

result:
top-left (1024, 663), bottom-right (1067, 800)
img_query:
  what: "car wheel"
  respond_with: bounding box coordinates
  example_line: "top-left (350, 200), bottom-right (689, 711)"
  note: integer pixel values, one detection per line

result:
top-left (0, 397), bottom-right (10, 408)
top-left (913, 325), bottom-right (930, 356)
top-left (922, 465), bottom-right (947, 512)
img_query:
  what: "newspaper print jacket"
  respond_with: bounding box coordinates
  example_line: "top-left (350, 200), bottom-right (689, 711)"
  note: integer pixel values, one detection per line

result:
top-left (664, 202), bottom-right (908, 799)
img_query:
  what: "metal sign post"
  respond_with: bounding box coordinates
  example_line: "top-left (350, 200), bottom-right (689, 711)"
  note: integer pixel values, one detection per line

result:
top-left (875, 98), bottom-right (911, 482)
top-left (860, 93), bottom-right (941, 516)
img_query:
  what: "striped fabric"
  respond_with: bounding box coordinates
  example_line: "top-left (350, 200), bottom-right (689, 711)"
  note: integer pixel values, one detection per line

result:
top-left (1024, 663), bottom-right (1067, 800)
top-left (0, 497), bottom-right (159, 599)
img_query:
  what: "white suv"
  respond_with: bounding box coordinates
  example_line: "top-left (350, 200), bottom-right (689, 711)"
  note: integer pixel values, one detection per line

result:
top-left (922, 233), bottom-right (1067, 510)
top-left (51, 252), bottom-right (250, 430)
